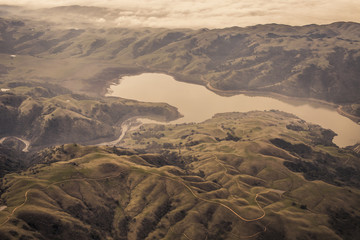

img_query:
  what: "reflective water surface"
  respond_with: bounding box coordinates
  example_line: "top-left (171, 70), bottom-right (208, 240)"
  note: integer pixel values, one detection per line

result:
top-left (107, 73), bottom-right (360, 147)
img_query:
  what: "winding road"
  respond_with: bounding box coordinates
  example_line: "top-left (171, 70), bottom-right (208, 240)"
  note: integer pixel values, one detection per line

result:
top-left (96, 117), bottom-right (164, 147)
top-left (0, 170), bottom-right (128, 227)
top-left (147, 157), bottom-right (269, 239)
top-left (96, 121), bottom-right (133, 146)
top-left (0, 136), bottom-right (30, 152)
top-left (0, 153), bottom-right (270, 239)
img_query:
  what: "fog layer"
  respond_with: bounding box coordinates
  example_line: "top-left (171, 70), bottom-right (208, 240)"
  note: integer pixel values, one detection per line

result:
top-left (0, 0), bottom-right (359, 28)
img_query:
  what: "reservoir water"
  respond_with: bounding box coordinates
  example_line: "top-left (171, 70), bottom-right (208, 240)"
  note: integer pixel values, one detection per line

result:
top-left (107, 73), bottom-right (360, 148)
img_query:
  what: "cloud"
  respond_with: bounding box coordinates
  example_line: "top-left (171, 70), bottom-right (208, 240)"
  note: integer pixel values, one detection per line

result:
top-left (0, 0), bottom-right (359, 28)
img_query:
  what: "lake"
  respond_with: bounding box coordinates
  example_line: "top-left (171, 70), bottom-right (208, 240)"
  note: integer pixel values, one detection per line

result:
top-left (107, 73), bottom-right (360, 148)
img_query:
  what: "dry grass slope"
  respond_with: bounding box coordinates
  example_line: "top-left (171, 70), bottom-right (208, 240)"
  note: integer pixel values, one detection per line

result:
top-left (0, 111), bottom-right (359, 239)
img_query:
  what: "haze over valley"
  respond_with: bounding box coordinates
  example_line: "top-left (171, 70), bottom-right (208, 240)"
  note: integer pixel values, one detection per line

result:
top-left (1, 0), bottom-right (360, 28)
top-left (0, 1), bottom-right (360, 240)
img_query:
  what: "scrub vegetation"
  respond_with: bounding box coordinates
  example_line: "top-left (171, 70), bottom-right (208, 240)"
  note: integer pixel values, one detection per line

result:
top-left (0, 16), bottom-right (360, 119)
top-left (1, 111), bottom-right (359, 239)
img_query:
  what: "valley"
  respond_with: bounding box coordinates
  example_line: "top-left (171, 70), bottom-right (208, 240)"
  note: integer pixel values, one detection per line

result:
top-left (106, 73), bottom-right (360, 148)
top-left (1, 111), bottom-right (360, 239)
top-left (0, 4), bottom-right (360, 240)
top-left (0, 15), bottom-right (360, 118)
top-left (0, 83), bottom-right (181, 150)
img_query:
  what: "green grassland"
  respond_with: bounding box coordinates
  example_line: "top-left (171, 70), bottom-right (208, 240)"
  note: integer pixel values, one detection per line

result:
top-left (0, 111), bottom-right (359, 239)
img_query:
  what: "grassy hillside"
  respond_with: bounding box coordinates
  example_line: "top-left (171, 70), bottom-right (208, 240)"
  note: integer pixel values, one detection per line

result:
top-left (0, 145), bottom-right (27, 177)
top-left (0, 83), bottom-right (181, 149)
top-left (0, 6), bottom-right (359, 240)
top-left (0, 16), bottom-right (359, 107)
top-left (0, 111), bottom-right (359, 239)
top-left (0, 14), bottom-right (359, 119)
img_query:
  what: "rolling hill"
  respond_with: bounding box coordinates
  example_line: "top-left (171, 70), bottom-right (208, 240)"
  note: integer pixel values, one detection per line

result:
top-left (0, 111), bottom-right (359, 239)
top-left (0, 5), bottom-right (360, 240)
top-left (0, 11), bottom-right (359, 119)
top-left (0, 83), bottom-right (180, 149)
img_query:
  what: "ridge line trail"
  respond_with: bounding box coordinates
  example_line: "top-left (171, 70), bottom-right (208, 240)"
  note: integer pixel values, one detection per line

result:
top-left (0, 170), bottom-right (127, 227)
top-left (148, 170), bottom-right (265, 222)
top-left (0, 136), bottom-right (30, 152)
top-left (1, 154), bottom-right (267, 238)
top-left (210, 154), bottom-right (266, 220)
top-left (147, 171), bottom-right (269, 239)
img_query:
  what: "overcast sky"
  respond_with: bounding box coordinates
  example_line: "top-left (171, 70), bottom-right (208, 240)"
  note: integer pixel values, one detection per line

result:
top-left (1, 0), bottom-right (360, 28)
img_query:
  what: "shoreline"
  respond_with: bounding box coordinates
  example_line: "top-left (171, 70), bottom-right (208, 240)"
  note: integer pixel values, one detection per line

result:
top-left (95, 117), bottom-right (140, 147)
top-left (204, 82), bottom-right (360, 124)
top-left (94, 116), bottom-right (174, 147)
top-left (205, 82), bottom-right (339, 108)
top-left (106, 69), bottom-right (341, 110)
top-left (337, 106), bottom-right (360, 123)
top-left (105, 70), bottom-right (360, 125)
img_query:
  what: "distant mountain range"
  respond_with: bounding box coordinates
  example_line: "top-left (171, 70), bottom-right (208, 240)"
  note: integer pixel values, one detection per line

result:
top-left (1, 5), bottom-right (360, 240)
top-left (0, 9), bottom-right (359, 119)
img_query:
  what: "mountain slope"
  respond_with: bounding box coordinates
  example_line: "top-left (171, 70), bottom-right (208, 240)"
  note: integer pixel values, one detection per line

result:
top-left (0, 83), bottom-right (180, 149)
top-left (0, 111), bottom-right (359, 240)
top-left (0, 17), bottom-right (359, 111)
